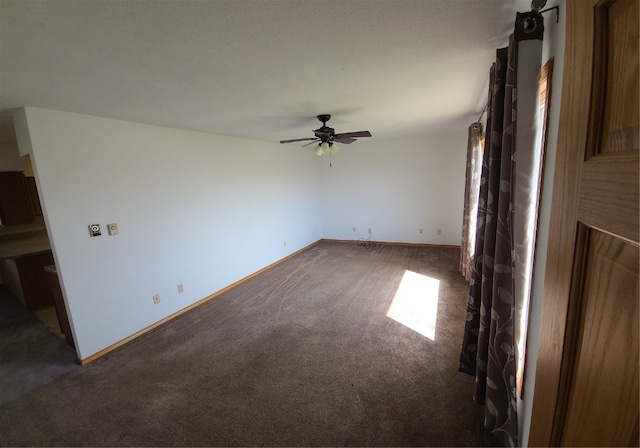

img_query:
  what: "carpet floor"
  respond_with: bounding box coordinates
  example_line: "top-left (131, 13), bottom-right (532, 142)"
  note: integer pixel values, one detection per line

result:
top-left (0, 287), bottom-right (78, 407)
top-left (0, 241), bottom-right (496, 446)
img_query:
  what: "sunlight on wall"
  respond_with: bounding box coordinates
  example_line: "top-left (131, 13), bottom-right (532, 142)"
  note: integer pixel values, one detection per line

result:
top-left (386, 270), bottom-right (440, 340)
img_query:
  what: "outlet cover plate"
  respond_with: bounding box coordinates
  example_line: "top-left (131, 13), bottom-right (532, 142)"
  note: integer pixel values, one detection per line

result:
top-left (107, 223), bottom-right (119, 236)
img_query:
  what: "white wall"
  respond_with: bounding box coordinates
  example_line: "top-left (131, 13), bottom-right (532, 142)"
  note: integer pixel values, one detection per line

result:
top-left (14, 107), bottom-right (321, 360)
top-left (318, 131), bottom-right (467, 245)
top-left (519, 1), bottom-right (566, 445)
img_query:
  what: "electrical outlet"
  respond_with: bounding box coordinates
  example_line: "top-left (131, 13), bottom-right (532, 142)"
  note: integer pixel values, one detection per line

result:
top-left (284, 240), bottom-right (287, 247)
top-left (107, 223), bottom-right (119, 236)
top-left (152, 294), bottom-right (161, 304)
top-left (437, 228), bottom-right (442, 235)
top-left (177, 284), bottom-right (184, 293)
top-left (419, 228), bottom-right (423, 234)
top-left (352, 226), bottom-right (356, 232)
top-left (367, 228), bottom-right (372, 234)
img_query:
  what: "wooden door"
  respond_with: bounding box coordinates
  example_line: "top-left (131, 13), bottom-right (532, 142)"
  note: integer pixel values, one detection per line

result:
top-left (528, 0), bottom-right (639, 446)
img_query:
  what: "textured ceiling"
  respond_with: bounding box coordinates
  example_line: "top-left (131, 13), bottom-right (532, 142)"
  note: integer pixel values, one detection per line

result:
top-left (0, 0), bottom-right (530, 144)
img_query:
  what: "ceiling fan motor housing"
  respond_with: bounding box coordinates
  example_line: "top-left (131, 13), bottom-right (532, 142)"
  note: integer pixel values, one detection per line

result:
top-left (314, 127), bottom-right (335, 142)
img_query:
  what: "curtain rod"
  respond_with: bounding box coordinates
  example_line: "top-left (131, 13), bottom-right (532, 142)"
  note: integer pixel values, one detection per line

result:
top-left (538, 6), bottom-right (560, 23)
top-left (476, 1), bottom-right (559, 124)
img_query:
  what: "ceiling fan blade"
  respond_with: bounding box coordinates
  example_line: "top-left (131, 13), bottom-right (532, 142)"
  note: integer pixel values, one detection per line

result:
top-left (301, 139), bottom-right (320, 147)
top-left (280, 137), bottom-right (317, 144)
top-left (334, 131), bottom-right (372, 139)
top-left (333, 136), bottom-right (357, 144)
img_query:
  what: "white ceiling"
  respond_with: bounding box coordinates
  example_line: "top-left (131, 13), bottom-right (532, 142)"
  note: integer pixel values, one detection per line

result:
top-left (0, 0), bottom-right (530, 144)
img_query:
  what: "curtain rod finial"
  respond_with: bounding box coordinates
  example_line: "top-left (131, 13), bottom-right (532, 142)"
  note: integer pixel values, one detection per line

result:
top-left (531, 0), bottom-right (547, 12)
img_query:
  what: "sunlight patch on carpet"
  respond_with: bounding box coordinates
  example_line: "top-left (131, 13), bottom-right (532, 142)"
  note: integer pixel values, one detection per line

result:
top-left (387, 270), bottom-right (439, 341)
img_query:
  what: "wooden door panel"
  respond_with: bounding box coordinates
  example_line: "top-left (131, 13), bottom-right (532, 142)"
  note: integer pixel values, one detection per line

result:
top-left (578, 152), bottom-right (640, 243)
top-left (528, 3), bottom-right (596, 443)
top-left (563, 0), bottom-right (640, 444)
top-left (600, 0), bottom-right (639, 154)
top-left (560, 231), bottom-right (639, 446)
top-left (529, 0), bottom-right (639, 445)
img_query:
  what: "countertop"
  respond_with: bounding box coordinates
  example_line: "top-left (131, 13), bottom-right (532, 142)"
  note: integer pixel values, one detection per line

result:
top-left (0, 223), bottom-right (51, 259)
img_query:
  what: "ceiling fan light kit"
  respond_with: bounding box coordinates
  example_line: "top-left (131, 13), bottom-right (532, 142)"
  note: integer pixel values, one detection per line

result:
top-left (280, 115), bottom-right (371, 163)
top-left (314, 141), bottom-right (341, 156)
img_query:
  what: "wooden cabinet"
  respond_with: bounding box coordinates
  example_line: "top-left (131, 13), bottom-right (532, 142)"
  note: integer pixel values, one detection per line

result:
top-left (0, 171), bottom-right (34, 226)
top-left (0, 250), bottom-right (55, 310)
top-left (24, 176), bottom-right (43, 216)
top-left (0, 231), bottom-right (75, 349)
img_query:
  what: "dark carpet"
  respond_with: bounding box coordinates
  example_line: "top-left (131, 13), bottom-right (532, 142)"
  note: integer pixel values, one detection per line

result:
top-left (0, 241), bottom-right (496, 446)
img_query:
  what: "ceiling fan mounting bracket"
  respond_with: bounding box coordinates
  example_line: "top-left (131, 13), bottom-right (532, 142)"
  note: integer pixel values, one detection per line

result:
top-left (317, 114), bottom-right (331, 124)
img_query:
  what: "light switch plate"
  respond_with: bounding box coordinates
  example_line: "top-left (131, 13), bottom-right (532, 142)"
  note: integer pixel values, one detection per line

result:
top-left (107, 223), bottom-right (119, 236)
top-left (89, 224), bottom-right (101, 237)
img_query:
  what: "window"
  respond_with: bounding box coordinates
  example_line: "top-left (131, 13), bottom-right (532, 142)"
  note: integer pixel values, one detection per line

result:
top-left (517, 58), bottom-right (554, 396)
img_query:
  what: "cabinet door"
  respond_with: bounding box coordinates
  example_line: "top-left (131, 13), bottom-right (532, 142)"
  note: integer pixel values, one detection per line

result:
top-left (0, 171), bottom-right (35, 225)
top-left (24, 176), bottom-right (43, 216)
top-left (15, 251), bottom-right (55, 310)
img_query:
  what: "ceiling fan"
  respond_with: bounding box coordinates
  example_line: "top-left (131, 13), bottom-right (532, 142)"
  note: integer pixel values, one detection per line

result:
top-left (280, 114), bottom-right (372, 156)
